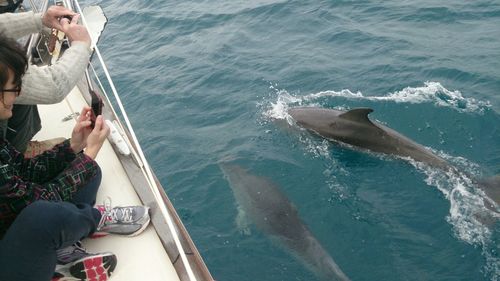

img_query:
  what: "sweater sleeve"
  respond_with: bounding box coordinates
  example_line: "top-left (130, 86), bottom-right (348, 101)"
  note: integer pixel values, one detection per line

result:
top-left (0, 151), bottom-right (99, 239)
top-left (13, 139), bottom-right (81, 183)
top-left (0, 140), bottom-right (99, 202)
top-left (0, 11), bottom-right (43, 39)
top-left (15, 42), bottom-right (92, 105)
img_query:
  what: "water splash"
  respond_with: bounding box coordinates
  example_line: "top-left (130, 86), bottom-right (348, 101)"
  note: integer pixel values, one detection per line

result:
top-left (376, 82), bottom-right (491, 113)
top-left (407, 154), bottom-right (499, 280)
top-left (262, 88), bottom-right (301, 122)
top-left (264, 82), bottom-right (491, 116)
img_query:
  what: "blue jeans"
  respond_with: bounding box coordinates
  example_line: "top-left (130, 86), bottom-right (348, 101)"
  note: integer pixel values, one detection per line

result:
top-left (0, 166), bottom-right (103, 281)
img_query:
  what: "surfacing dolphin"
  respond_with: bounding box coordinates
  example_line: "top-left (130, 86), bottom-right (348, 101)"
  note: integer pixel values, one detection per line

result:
top-left (220, 163), bottom-right (351, 281)
top-left (288, 107), bottom-right (449, 170)
top-left (288, 106), bottom-right (499, 211)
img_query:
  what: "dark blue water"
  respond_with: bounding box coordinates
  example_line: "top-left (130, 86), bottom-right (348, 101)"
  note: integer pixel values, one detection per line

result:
top-left (83, 0), bottom-right (500, 280)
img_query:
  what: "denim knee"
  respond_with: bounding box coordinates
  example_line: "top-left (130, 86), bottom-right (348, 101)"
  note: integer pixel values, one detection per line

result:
top-left (71, 163), bottom-right (102, 205)
top-left (5, 201), bottom-right (68, 247)
top-left (8, 201), bottom-right (97, 249)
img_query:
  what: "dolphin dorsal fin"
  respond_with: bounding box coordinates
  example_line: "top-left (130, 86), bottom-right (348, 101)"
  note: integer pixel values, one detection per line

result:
top-left (339, 108), bottom-right (374, 124)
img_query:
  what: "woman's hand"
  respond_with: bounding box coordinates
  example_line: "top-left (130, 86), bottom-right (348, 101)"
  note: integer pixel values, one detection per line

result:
top-left (70, 107), bottom-right (110, 159)
top-left (70, 107), bottom-right (93, 153)
top-left (84, 115), bottom-right (110, 159)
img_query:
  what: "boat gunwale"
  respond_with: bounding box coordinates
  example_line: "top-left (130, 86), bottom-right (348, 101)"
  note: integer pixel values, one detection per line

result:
top-left (79, 53), bottom-right (214, 281)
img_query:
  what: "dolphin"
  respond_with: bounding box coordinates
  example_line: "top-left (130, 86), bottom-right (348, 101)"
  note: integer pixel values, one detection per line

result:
top-left (288, 106), bottom-right (499, 211)
top-left (220, 163), bottom-right (351, 281)
top-left (477, 176), bottom-right (500, 213)
top-left (288, 107), bottom-right (449, 170)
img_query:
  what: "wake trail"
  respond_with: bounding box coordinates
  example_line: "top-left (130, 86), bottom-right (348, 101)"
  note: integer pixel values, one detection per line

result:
top-left (264, 82), bottom-right (491, 117)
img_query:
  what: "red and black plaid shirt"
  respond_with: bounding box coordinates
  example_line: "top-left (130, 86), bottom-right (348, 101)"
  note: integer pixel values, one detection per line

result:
top-left (0, 139), bottom-right (98, 238)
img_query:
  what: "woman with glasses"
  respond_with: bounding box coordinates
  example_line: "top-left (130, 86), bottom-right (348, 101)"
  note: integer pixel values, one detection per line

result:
top-left (0, 5), bottom-right (93, 154)
top-left (0, 33), bottom-right (146, 281)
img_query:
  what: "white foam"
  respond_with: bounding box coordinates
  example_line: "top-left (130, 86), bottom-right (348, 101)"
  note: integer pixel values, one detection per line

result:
top-left (377, 82), bottom-right (491, 113)
top-left (262, 89), bottom-right (300, 122)
top-left (408, 156), bottom-right (499, 280)
top-left (302, 89), bottom-right (364, 101)
top-left (407, 155), bottom-right (494, 235)
top-left (263, 82), bottom-right (491, 116)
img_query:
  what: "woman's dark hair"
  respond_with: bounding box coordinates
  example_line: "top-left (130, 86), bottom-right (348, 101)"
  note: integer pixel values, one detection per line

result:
top-left (0, 33), bottom-right (28, 89)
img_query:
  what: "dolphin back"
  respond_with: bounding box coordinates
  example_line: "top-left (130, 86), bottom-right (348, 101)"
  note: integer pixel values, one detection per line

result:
top-left (289, 106), bottom-right (449, 170)
top-left (478, 175), bottom-right (500, 210)
top-left (220, 163), bottom-right (351, 281)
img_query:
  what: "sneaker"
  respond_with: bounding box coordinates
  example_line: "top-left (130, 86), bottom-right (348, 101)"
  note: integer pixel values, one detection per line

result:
top-left (53, 242), bottom-right (117, 281)
top-left (93, 198), bottom-right (150, 237)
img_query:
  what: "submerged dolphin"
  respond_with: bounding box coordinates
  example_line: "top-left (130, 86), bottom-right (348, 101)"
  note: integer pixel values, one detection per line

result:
top-left (288, 107), bottom-right (449, 169)
top-left (220, 163), bottom-right (351, 281)
top-left (288, 106), bottom-right (499, 211)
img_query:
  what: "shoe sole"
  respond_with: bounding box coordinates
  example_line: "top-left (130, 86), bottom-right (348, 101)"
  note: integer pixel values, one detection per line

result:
top-left (127, 212), bottom-right (151, 237)
top-left (68, 253), bottom-right (117, 281)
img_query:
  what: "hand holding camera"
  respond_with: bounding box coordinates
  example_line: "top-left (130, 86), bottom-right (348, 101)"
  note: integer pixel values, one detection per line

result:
top-left (42, 5), bottom-right (91, 46)
top-left (42, 5), bottom-right (76, 31)
top-left (59, 14), bottom-right (91, 45)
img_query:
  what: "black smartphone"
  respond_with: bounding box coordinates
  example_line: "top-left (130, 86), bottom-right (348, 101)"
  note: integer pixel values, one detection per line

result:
top-left (90, 90), bottom-right (103, 128)
top-left (55, 0), bottom-right (73, 22)
top-left (61, 15), bottom-right (73, 21)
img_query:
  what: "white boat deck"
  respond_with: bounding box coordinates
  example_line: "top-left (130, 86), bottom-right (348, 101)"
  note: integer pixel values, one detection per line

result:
top-left (34, 88), bottom-right (180, 281)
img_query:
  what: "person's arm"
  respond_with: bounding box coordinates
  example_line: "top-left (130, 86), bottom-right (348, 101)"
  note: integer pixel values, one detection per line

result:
top-left (0, 152), bottom-right (99, 214)
top-left (0, 11), bottom-right (43, 39)
top-left (15, 43), bottom-right (92, 104)
top-left (15, 13), bottom-right (93, 105)
top-left (0, 5), bottom-right (79, 40)
top-left (2, 138), bottom-right (77, 183)
top-left (0, 106), bottom-right (106, 199)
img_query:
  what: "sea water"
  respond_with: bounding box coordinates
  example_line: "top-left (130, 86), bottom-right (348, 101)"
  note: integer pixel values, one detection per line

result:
top-left (82, 0), bottom-right (500, 280)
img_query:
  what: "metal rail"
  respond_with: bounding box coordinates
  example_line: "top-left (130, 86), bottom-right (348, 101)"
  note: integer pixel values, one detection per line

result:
top-left (72, 1), bottom-right (199, 280)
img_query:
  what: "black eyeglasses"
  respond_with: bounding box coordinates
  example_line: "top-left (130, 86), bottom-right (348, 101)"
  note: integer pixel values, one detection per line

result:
top-left (1, 87), bottom-right (21, 97)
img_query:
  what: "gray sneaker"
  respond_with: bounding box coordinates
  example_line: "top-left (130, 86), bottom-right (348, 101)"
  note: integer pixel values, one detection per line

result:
top-left (53, 242), bottom-right (117, 281)
top-left (93, 198), bottom-right (150, 237)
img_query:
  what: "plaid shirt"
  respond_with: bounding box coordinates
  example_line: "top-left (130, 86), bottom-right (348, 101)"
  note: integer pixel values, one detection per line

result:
top-left (0, 139), bottom-right (98, 238)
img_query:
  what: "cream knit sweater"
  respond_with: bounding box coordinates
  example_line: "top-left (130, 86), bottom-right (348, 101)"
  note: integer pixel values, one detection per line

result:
top-left (0, 11), bottom-right (92, 104)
